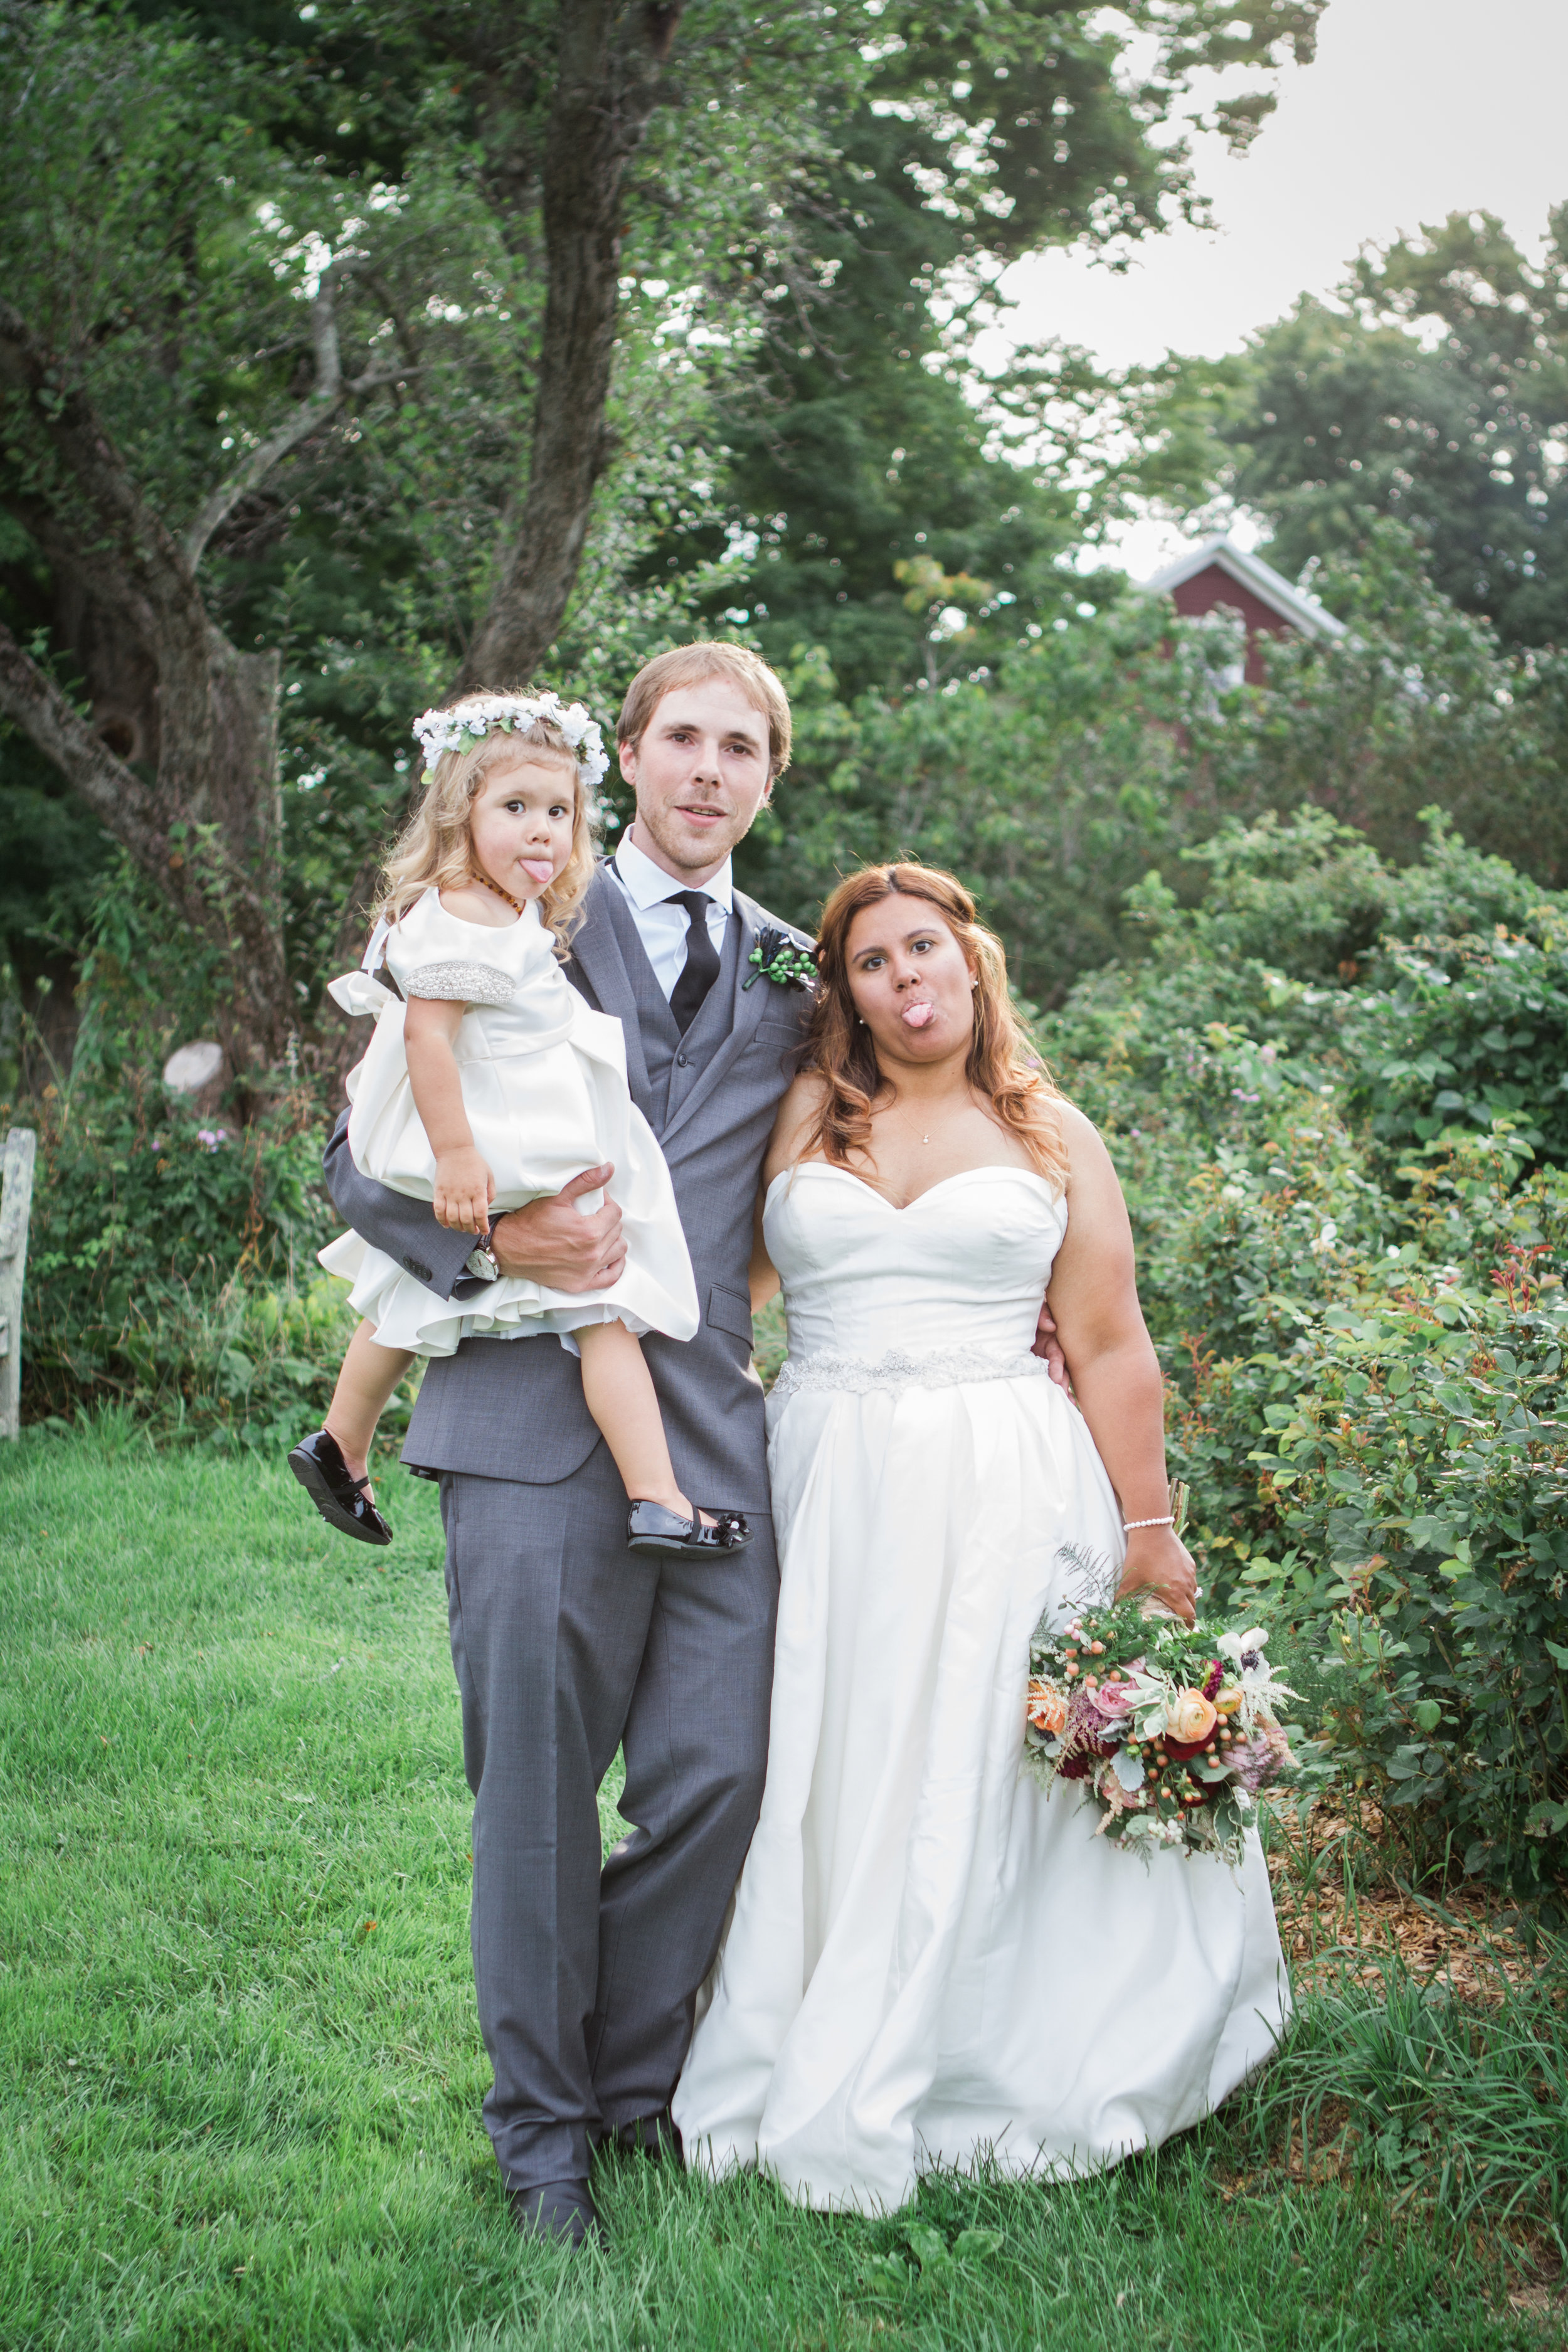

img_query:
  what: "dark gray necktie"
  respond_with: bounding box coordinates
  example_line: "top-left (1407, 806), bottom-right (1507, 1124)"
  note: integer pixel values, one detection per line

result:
top-left (668, 889), bottom-right (721, 1035)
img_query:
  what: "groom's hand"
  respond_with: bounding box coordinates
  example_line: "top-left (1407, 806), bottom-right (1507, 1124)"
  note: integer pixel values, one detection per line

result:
top-left (1032, 1300), bottom-right (1069, 1387)
top-left (490, 1164), bottom-right (627, 1292)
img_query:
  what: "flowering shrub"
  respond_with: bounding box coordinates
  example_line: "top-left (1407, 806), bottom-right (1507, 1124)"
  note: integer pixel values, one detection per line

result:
top-left (1241, 1157), bottom-right (1568, 1906)
top-left (1041, 814), bottom-right (1568, 1914)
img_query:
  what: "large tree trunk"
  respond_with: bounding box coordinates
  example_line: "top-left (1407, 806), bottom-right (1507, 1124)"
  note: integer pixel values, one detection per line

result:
top-left (0, 5), bottom-right (686, 1072)
top-left (457, 1), bottom-right (686, 690)
top-left (0, 273), bottom-right (385, 1075)
top-left (0, 610), bottom-right (289, 1071)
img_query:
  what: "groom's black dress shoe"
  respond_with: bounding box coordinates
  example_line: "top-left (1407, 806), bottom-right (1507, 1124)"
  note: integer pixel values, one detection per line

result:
top-left (627, 1501), bottom-right (753, 1557)
top-left (287, 1428), bottom-right (393, 1546)
top-left (508, 2176), bottom-right (601, 2248)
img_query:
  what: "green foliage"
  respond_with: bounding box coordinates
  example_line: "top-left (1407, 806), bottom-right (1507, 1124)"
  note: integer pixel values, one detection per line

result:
top-left (1259, 1175), bottom-right (1568, 1892)
top-left (744, 526), bottom-right (1568, 999)
top-left (6, 893), bottom-right (352, 1439)
top-left (738, 607), bottom-right (1202, 999)
top-left (1200, 526), bottom-right (1568, 882)
top-left (16, 1079), bottom-right (351, 1438)
top-left (1042, 815), bottom-right (1568, 1911)
top-left (1142, 208), bottom-right (1568, 650)
top-left (654, 0), bottom-right (1327, 697)
top-left (0, 728), bottom-right (115, 1044)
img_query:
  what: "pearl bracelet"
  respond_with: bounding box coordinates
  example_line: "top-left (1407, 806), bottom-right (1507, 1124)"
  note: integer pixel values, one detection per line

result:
top-left (1123, 1514), bottom-right (1175, 1531)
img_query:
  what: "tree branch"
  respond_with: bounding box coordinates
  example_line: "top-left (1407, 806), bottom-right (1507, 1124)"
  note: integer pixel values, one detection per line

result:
top-left (0, 305), bottom-right (296, 1059)
top-left (0, 621), bottom-right (169, 871)
top-left (181, 267), bottom-right (403, 568)
top-left (310, 266), bottom-right (344, 403)
top-left (457, 1), bottom-right (687, 689)
top-left (0, 302), bottom-right (205, 660)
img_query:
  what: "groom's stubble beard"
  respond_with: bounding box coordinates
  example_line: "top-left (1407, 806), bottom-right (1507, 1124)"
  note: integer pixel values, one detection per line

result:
top-left (630, 778), bottom-right (773, 879)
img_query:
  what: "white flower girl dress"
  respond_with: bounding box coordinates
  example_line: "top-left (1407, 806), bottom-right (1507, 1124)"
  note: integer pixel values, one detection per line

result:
top-left (318, 885), bottom-right (698, 1356)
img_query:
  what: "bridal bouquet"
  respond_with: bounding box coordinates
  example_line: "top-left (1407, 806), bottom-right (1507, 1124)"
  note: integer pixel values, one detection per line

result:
top-left (1023, 1599), bottom-right (1300, 1864)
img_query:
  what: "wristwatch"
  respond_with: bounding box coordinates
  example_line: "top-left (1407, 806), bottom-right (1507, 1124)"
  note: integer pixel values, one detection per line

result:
top-left (464, 1224), bottom-right (501, 1282)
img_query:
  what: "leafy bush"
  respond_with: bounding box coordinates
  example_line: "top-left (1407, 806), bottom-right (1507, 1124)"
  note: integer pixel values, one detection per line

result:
top-left (1042, 814), bottom-right (1568, 1912)
top-left (1, 845), bottom-right (397, 1444)
top-left (9, 1067), bottom-right (367, 1444)
top-left (1246, 1145), bottom-right (1568, 1905)
top-left (744, 525), bottom-right (1568, 1017)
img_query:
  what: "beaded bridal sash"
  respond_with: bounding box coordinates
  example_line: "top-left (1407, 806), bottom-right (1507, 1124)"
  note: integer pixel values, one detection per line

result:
top-left (770, 1343), bottom-right (1051, 1403)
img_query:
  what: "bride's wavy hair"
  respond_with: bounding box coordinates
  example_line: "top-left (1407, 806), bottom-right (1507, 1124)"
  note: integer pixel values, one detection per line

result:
top-left (375, 707), bottom-right (598, 956)
top-left (803, 862), bottom-right (1069, 1189)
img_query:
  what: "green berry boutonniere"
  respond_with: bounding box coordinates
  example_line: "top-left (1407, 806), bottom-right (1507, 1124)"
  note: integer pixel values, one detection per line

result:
top-left (743, 926), bottom-right (817, 992)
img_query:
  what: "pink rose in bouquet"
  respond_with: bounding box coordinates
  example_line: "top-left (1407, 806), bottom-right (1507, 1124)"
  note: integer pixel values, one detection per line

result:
top-left (1086, 1678), bottom-right (1135, 1721)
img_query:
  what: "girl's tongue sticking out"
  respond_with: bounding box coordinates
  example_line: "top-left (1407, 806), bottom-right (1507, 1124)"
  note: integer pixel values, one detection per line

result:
top-left (901, 1000), bottom-right (935, 1029)
top-left (519, 857), bottom-right (556, 886)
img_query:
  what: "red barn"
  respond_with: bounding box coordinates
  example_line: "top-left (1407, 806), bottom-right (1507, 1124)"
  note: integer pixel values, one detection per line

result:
top-left (1141, 532), bottom-right (1346, 684)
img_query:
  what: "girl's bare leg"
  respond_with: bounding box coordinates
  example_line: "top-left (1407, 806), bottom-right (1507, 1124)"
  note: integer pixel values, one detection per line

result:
top-left (576, 1319), bottom-right (711, 1522)
top-left (324, 1318), bottom-right (415, 1491)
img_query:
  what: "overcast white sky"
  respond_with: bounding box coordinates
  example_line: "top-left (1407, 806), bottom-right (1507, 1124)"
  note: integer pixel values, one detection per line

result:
top-left (991, 0), bottom-right (1568, 574)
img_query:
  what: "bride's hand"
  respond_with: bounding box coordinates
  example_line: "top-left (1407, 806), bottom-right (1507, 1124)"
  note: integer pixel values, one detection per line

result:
top-left (1115, 1525), bottom-right (1197, 1626)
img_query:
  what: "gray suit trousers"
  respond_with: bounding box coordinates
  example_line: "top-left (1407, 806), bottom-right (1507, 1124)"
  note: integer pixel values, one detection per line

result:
top-left (442, 1444), bottom-right (778, 2189)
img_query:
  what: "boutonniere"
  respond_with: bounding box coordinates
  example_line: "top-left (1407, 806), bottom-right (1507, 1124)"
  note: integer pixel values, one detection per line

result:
top-left (743, 925), bottom-right (817, 992)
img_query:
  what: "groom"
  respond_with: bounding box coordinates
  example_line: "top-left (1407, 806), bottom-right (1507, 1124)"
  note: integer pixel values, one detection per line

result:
top-left (322, 642), bottom-right (813, 2245)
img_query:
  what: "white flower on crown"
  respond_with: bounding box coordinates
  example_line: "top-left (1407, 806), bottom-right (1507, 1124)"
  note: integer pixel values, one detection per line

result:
top-left (411, 690), bottom-right (611, 801)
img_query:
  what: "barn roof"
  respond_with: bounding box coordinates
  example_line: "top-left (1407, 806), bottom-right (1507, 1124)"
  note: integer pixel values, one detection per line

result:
top-left (1140, 532), bottom-right (1348, 640)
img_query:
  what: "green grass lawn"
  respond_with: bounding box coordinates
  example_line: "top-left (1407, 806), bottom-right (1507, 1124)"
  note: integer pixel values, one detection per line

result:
top-left (2, 1427), bottom-right (1560, 2351)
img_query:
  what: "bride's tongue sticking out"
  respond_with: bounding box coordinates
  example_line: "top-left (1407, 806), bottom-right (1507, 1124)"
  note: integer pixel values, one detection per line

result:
top-left (901, 1000), bottom-right (935, 1029)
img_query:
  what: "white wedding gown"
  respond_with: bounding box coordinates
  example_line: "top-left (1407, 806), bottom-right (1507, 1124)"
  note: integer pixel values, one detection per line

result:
top-left (672, 1163), bottom-right (1289, 2213)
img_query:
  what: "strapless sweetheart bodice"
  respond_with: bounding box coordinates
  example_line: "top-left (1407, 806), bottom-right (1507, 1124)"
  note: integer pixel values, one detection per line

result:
top-left (762, 1162), bottom-right (1066, 1370)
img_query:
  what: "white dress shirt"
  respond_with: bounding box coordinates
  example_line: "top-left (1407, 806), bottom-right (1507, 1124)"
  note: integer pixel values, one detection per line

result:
top-left (609, 830), bottom-right (734, 1002)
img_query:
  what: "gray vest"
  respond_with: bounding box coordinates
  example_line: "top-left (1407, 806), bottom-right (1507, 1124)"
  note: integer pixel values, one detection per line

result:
top-left (326, 864), bottom-right (813, 1512)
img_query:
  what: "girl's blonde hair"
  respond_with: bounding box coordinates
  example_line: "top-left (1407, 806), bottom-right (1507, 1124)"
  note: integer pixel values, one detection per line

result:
top-left (803, 861), bottom-right (1069, 1189)
top-left (376, 709), bottom-right (599, 954)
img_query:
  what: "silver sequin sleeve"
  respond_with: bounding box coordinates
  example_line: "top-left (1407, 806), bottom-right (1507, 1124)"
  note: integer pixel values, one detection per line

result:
top-left (401, 960), bottom-right (516, 1007)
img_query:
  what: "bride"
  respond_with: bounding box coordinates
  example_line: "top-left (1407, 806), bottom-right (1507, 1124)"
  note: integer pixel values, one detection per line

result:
top-left (672, 862), bottom-right (1288, 2212)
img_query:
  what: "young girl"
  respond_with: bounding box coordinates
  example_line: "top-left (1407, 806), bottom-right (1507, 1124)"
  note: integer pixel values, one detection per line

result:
top-left (289, 689), bottom-right (752, 1559)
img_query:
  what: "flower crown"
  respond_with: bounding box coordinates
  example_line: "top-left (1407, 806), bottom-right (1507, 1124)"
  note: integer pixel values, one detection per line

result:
top-left (411, 691), bottom-right (610, 800)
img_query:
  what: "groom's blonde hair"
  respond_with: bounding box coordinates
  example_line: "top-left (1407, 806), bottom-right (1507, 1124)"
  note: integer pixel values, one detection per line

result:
top-left (803, 863), bottom-right (1069, 1190)
top-left (617, 643), bottom-right (792, 777)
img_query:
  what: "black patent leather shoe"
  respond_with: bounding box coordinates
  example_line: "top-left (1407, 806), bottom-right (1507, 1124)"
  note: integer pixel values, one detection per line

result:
top-left (287, 1428), bottom-right (393, 1546)
top-left (508, 2175), bottom-right (601, 2248)
top-left (626, 1500), bottom-right (753, 1557)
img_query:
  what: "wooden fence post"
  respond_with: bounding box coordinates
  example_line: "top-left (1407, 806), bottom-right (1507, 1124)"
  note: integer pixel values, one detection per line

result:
top-left (0, 1126), bottom-right (37, 1441)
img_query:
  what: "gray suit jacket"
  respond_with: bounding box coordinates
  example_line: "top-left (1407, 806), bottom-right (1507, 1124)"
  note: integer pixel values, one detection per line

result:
top-left (322, 862), bottom-right (812, 1510)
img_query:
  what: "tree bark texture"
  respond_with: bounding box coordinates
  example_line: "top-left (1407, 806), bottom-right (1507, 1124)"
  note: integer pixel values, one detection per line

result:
top-left (457, 1), bottom-right (686, 691)
top-left (0, 304), bottom-right (290, 1067)
top-left (0, 3), bottom-right (684, 1068)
